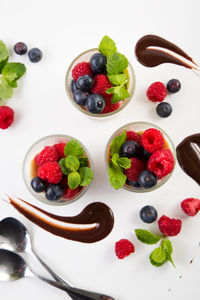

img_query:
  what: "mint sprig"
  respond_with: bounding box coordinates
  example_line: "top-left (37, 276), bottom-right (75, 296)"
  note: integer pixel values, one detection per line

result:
top-left (107, 52), bottom-right (128, 75)
top-left (106, 80), bottom-right (130, 104)
top-left (150, 246), bottom-right (166, 267)
top-left (99, 35), bottom-right (117, 58)
top-left (64, 140), bottom-right (84, 157)
top-left (110, 130), bottom-right (127, 156)
top-left (135, 229), bottom-right (162, 245)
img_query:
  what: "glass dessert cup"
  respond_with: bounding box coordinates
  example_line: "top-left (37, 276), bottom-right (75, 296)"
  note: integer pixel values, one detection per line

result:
top-left (23, 134), bottom-right (93, 206)
top-left (65, 48), bottom-right (136, 119)
top-left (105, 122), bottom-right (176, 193)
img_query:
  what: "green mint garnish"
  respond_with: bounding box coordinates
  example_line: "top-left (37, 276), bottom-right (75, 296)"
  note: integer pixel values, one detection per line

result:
top-left (107, 52), bottom-right (128, 75)
top-left (149, 246), bottom-right (166, 267)
top-left (106, 82), bottom-right (130, 104)
top-left (79, 156), bottom-right (88, 167)
top-left (0, 78), bottom-right (13, 100)
top-left (111, 153), bottom-right (131, 169)
top-left (135, 229), bottom-right (162, 245)
top-left (0, 41), bottom-right (8, 72)
top-left (108, 74), bottom-right (127, 85)
top-left (108, 163), bottom-right (127, 190)
top-left (59, 158), bottom-right (70, 175)
top-left (79, 167), bottom-right (93, 186)
top-left (110, 130), bottom-right (127, 156)
top-left (68, 171), bottom-right (81, 190)
top-left (99, 35), bottom-right (117, 58)
top-left (161, 239), bottom-right (175, 267)
top-left (2, 62), bottom-right (26, 86)
top-left (65, 155), bottom-right (80, 172)
top-left (64, 140), bottom-right (84, 157)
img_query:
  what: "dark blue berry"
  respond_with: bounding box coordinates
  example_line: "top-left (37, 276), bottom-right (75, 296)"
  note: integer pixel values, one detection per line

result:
top-left (167, 79), bottom-right (181, 93)
top-left (28, 48), bottom-right (42, 63)
top-left (90, 53), bottom-right (107, 74)
top-left (71, 79), bottom-right (78, 93)
top-left (121, 141), bottom-right (140, 158)
top-left (76, 75), bottom-right (94, 91)
top-left (156, 102), bottom-right (172, 118)
top-left (14, 42), bottom-right (28, 55)
top-left (86, 94), bottom-right (105, 114)
top-left (73, 90), bottom-right (89, 106)
top-left (126, 179), bottom-right (140, 188)
top-left (138, 170), bottom-right (157, 189)
top-left (142, 147), bottom-right (152, 161)
top-left (45, 184), bottom-right (63, 201)
top-left (140, 205), bottom-right (158, 223)
top-left (31, 177), bottom-right (46, 193)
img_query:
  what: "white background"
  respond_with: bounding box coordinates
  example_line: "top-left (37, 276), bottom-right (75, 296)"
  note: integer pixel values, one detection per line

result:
top-left (0, 0), bottom-right (200, 299)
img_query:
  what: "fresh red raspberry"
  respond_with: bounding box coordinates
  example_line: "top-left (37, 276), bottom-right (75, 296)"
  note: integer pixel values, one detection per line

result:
top-left (35, 146), bottom-right (59, 166)
top-left (101, 101), bottom-right (120, 114)
top-left (146, 82), bottom-right (167, 102)
top-left (38, 162), bottom-right (63, 184)
top-left (72, 62), bottom-right (93, 81)
top-left (158, 215), bottom-right (182, 236)
top-left (0, 106), bottom-right (14, 129)
top-left (181, 198), bottom-right (200, 216)
top-left (63, 186), bottom-right (80, 199)
top-left (91, 74), bottom-right (112, 97)
top-left (124, 158), bottom-right (145, 182)
top-left (115, 239), bottom-right (135, 259)
top-left (126, 131), bottom-right (141, 146)
top-left (141, 128), bottom-right (165, 153)
top-left (148, 149), bottom-right (175, 179)
top-left (53, 143), bottom-right (66, 159)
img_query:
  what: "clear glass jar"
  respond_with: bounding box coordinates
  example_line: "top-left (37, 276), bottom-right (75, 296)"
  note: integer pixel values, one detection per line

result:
top-left (23, 134), bottom-right (93, 205)
top-left (105, 122), bottom-right (176, 193)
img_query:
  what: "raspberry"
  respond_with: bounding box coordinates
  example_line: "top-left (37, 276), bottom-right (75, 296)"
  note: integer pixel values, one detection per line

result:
top-left (63, 186), bottom-right (80, 199)
top-left (91, 74), bottom-right (112, 97)
top-left (124, 158), bottom-right (145, 182)
top-left (72, 62), bottom-right (93, 81)
top-left (158, 215), bottom-right (182, 236)
top-left (181, 198), bottom-right (200, 216)
top-left (101, 101), bottom-right (120, 114)
top-left (141, 128), bottom-right (165, 153)
top-left (115, 239), bottom-right (135, 259)
top-left (126, 130), bottom-right (141, 146)
top-left (38, 162), bottom-right (63, 184)
top-left (148, 149), bottom-right (175, 179)
top-left (0, 106), bottom-right (14, 129)
top-left (35, 146), bottom-right (59, 166)
top-left (146, 82), bottom-right (167, 102)
top-left (53, 143), bottom-right (66, 159)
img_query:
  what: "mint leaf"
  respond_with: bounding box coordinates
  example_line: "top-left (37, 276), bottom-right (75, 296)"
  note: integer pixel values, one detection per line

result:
top-left (107, 52), bottom-right (128, 75)
top-left (150, 247), bottom-right (166, 267)
top-left (64, 140), bottom-right (84, 157)
top-left (135, 229), bottom-right (162, 245)
top-left (65, 155), bottom-right (80, 172)
top-left (110, 130), bottom-right (126, 156)
top-left (99, 35), bottom-right (117, 58)
top-left (68, 172), bottom-right (81, 190)
top-left (0, 41), bottom-right (8, 72)
top-left (79, 156), bottom-right (88, 167)
top-left (2, 63), bottom-right (26, 86)
top-left (117, 157), bottom-right (131, 169)
top-left (79, 167), bottom-right (93, 186)
top-left (108, 163), bottom-right (126, 189)
top-left (0, 78), bottom-right (13, 100)
top-left (161, 239), bottom-right (175, 267)
top-left (108, 74), bottom-right (127, 85)
top-left (111, 153), bottom-right (119, 166)
top-left (111, 86), bottom-right (130, 104)
top-left (59, 158), bottom-right (70, 175)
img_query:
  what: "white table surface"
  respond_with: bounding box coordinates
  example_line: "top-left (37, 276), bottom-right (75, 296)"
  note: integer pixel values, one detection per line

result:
top-left (0, 0), bottom-right (200, 299)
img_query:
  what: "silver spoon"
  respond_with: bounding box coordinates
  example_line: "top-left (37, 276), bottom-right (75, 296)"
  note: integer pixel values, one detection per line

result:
top-left (0, 249), bottom-right (114, 300)
top-left (0, 217), bottom-right (114, 300)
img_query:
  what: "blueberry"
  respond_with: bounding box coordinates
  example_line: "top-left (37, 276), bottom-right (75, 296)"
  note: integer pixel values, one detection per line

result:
top-left (138, 170), bottom-right (157, 189)
top-left (14, 42), bottom-right (28, 55)
top-left (73, 90), bottom-right (89, 106)
top-left (76, 75), bottom-right (94, 91)
top-left (90, 53), bottom-right (107, 74)
top-left (121, 141), bottom-right (140, 158)
top-left (126, 179), bottom-right (140, 188)
top-left (45, 184), bottom-right (63, 201)
top-left (71, 79), bottom-right (78, 93)
top-left (86, 94), bottom-right (105, 114)
top-left (167, 79), bottom-right (181, 93)
top-left (28, 48), bottom-right (42, 62)
top-left (142, 147), bottom-right (152, 161)
top-left (140, 205), bottom-right (158, 223)
top-left (31, 177), bottom-right (46, 193)
top-left (156, 102), bottom-right (172, 118)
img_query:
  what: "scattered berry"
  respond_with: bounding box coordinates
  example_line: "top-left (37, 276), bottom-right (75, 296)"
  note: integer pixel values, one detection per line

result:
top-left (141, 128), bottom-right (165, 153)
top-left (91, 74), bottom-right (112, 97)
top-left (124, 158), bottom-right (145, 182)
top-left (73, 90), bottom-right (89, 106)
top-left (90, 53), bottom-right (107, 74)
top-left (72, 62), bottom-right (93, 81)
top-left (31, 177), bottom-right (47, 193)
top-left (45, 184), bottom-right (63, 201)
top-left (181, 198), bottom-right (200, 216)
top-left (28, 48), bottom-right (42, 62)
top-left (0, 106), bottom-right (14, 130)
top-left (101, 101), bottom-right (120, 114)
top-left (115, 239), bottom-right (135, 259)
top-left (76, 75), bottom-right (94, 91)
top-left (148, 149), bottom-right (175, 179)
top-left (86, 94), bottom-right (105, 114)
top-left (71, 79), bottom-right (78, 93)
top-left (53, 143), bottom-right (66, 159)
top-left (126, 130), bottom-right (141, 146)
top-left (147, 82), bottom-right (167, 102)
top-left (138, 170), bottom-right (157, 189)
top-left (38, 162), bottom-right (63, 184)
top-left (140, 205), bottom-right (157, 223)
top-left (121, 141), bottom-right (140, 158)
top-left (156, 102), bottom-right (172, 118)
top-left (64, 186), bottom-right (80, 199)
top-left (158, 215), bottom-right (182, 236)
top-left (167, 79), bottom-right (181, 93)
top-left (35, 146), bottom-right (59, 166)
top-left (14, 42), bottom-right (27, 55)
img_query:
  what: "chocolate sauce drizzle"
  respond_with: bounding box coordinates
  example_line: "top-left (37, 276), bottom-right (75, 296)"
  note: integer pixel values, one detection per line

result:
top-left (6, 196), bottom-right (114, 243)
top-left (135, 34), bottom-right (199, 70)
